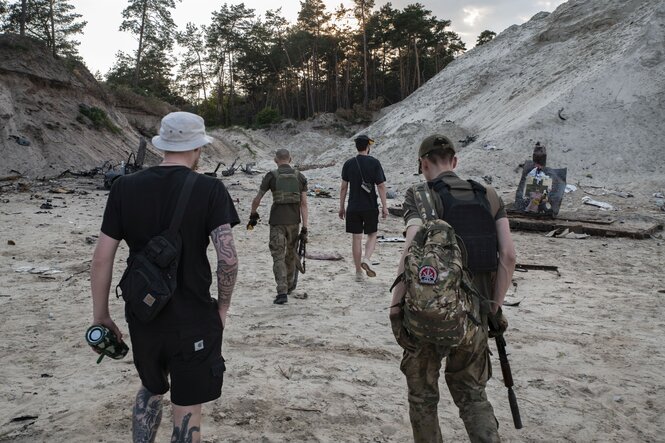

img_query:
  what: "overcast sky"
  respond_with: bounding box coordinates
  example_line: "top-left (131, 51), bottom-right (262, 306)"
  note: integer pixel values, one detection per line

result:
top-left (70, 0), bottom-right (566, 75)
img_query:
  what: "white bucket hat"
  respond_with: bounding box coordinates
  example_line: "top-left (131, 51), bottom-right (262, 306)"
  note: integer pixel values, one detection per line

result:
top-left (151, 112), bottom-right (213, 152)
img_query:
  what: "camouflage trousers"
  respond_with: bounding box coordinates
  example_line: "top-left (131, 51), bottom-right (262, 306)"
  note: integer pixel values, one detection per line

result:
top-left (400, 326), bottom-right (500, 443)
top-left (268, 224), bottom-right (300, 295)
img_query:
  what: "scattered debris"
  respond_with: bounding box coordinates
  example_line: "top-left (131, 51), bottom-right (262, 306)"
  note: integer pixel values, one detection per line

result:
top-left (305, 251), bottom-right (343, 261)
top-left (15, 266), bottom-right (63, 275)
top-left (458, 135), bottom-right (478, 147)
top-left (378, 236), bottom-right (405, 243)
top-left (388, 205), bottom-right (404, 217)
top-left (545, 228), bottom-right (591, 239)
top-left (515, 263), bottom-right (560, 276)
top-left (308, 185), bottom-right (332, 198)
top-left (482, 175), bottom-right (493, 184)
top-left (9, 134), bottom-right (31, 146)
top-left (103, 138), bottom-right (147, 189)
top-left (49, 187), bottom-right (75, 194)
top-left (558, 107), bottom-right (567, 120)
top-left (582, 196), bottom-right (615, 211)
top-left (204, 162), bottom-right (224, 177)
top-left (58, 162), bottom-right (111, 179)
top-left (277, 365), bottom-right (292, 380)
top-left (240, 162), bottom-right (260, 175)
top-left (386, 190), bottom-right (397, 199)
top-left (0, 173), bottom-right (22, 182)
top-left (222, 157), bottom-right (241, 177)
top-left (40, 200), bottom-right (53, 210)
top-left (7, 240), bottom-right (15, 245)
top-left (483, 143), bottom-right (501, 150)
top-left (565, 184), bottom-right (577, 193)
top-left (10, 415), bottom-right (38, 423)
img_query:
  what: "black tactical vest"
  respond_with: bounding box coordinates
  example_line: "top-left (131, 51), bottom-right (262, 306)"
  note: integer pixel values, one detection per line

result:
top-left (429, 179), bottom-right (498, 273)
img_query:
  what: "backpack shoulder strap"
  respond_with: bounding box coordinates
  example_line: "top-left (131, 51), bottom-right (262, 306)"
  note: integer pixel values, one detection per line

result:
top-left (412, 182), bottom-right (438, 222)
top-left (467, 179), bottom-right (487, 195)
top-left (167, 171), bottom-right (197, 239)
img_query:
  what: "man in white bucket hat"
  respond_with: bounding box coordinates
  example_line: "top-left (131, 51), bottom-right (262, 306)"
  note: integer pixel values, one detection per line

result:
top-left (91, 111), bottom-right (240, 442)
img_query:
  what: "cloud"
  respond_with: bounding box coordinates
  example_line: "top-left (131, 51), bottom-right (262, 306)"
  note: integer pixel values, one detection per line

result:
top-left (462, 7), bottom-right (483, 26)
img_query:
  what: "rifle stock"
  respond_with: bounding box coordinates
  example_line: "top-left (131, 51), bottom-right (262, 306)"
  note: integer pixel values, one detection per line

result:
top-left (490, 317), bottom-right (523, 429)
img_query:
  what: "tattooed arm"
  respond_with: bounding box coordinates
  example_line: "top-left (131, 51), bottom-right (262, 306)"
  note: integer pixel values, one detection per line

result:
top-left (210, 223), bottom-right (238, 327)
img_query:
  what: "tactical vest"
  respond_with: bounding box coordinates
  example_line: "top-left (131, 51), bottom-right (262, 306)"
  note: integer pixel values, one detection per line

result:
top-left (428, 179), bottom-right (498, 273)
top-left (272, 168), bottom-right (301, 205)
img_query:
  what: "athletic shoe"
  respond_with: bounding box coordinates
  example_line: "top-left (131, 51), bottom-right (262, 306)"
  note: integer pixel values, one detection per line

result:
top-left (355, 271), bottom-right (365, 282)
top-left (361, 258), bottom-right (376, 277)
top-left (274, 294), bottom-right (288, 304)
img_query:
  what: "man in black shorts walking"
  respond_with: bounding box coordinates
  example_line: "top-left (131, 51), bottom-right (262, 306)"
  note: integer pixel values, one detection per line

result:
top-left (339, 134), bottom-right (388, 281)
top-left (90, 112), bottom-right (240, 442)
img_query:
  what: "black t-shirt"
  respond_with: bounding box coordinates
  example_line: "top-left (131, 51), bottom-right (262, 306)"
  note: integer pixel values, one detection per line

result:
top-left (341, 155), bottom-right (386, 212)
top-left (101, 166), bottom-right (240, 331)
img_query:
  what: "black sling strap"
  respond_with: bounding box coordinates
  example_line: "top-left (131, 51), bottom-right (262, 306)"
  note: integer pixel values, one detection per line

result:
top-left (166, 171), bottom-right (198, 241)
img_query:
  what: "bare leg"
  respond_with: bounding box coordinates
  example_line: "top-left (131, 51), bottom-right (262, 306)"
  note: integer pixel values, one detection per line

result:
top-left (364, 232), bottom-right (378, 261)
top-left (132, 386), bottom-right (163, 443)
top-left (352, 234), bottom-right (363, 272)
top-left (171, 403), bottom-right (202, 443)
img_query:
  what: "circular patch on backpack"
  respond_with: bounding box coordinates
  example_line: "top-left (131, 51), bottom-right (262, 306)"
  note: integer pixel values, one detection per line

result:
top-left (418, 265), bottom-right (438, 285)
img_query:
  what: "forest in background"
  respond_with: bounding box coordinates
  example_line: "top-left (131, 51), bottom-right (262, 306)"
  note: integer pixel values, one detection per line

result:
top-left (0, 0), bottom-right (496, 127)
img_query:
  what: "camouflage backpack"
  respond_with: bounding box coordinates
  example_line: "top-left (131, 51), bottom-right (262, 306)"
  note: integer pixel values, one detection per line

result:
top-left (398, 184), bottom-right (481, 347)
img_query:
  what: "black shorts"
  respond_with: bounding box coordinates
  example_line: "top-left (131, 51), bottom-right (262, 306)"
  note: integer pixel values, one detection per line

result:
top-left (346, 209), bottom-right (379, 234)
top-left (129, 321), bottom-right (225, 406)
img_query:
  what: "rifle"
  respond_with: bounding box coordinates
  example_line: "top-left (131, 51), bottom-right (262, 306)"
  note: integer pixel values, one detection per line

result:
top-left (488, 314), bottom-right (523, 429)
top-left (291, 236), bottom-right (306, 291)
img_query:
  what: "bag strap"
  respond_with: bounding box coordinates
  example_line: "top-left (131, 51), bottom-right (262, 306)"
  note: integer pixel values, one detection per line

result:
top-left (354, 156), bottom-right (367, 183)
top-left (412, 183), bottom-right (438, 222)
top-left (167, 171), bottom-right (198, 239)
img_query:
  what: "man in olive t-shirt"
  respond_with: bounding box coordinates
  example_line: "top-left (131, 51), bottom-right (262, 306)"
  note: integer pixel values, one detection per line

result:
top-left (249, 149), bottom-right (308, 305)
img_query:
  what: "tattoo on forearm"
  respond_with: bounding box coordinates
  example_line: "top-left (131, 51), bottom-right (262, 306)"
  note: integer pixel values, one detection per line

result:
top-left (132, 386), bottom-right (163, 443)
top-left (211, 224), bottom-right (238, 307)
top-left (171, 413), bottom-right (200, 443)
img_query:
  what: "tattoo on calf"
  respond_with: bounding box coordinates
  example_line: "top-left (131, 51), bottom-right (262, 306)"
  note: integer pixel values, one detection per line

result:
top-left (171, 413), bottom-right (200, 443)
top-left (132, 387), bottom-right (163, 443)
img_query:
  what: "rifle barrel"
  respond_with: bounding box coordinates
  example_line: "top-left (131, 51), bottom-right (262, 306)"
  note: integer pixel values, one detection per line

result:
top-left (508, 388), bottom-right (523, 429)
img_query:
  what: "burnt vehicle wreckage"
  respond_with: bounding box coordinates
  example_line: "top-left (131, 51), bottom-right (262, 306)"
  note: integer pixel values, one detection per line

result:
top-left (103, 138), bottom-right (148, 189)
top-left (55, 139), bottom-right (259, 188)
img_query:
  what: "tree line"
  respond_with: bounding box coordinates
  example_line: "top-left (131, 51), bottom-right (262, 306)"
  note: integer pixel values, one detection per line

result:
top-left (0, 0), bottom-right (496, 127)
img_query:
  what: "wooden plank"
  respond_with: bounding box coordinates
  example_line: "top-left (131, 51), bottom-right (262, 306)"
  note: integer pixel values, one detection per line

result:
top-left (508, 213), bottom-right (663, 239)
top-left (507, 208), bottom-right (616, 225)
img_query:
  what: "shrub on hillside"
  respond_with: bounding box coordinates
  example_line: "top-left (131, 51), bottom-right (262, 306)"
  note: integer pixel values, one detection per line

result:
top-left (255, 107), bottom-right (281, 126)
top-left (105, 84), bottom-right (173, 117)
top-left (77, 104), bottom-right (120, 134)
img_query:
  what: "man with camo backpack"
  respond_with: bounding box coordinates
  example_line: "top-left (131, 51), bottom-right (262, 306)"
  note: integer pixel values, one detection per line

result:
top-left (249, 149), bottom-right (308, 305)
top-left (389, 134), bottom-right (516, 442)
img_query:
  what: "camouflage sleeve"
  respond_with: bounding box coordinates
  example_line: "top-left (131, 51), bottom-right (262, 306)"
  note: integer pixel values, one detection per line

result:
top-left (403, 186), bottom-right (423, 229)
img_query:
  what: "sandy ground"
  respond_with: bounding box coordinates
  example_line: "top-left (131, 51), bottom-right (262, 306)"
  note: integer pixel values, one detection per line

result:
top-left (1, 169), bottom-right (664, 443)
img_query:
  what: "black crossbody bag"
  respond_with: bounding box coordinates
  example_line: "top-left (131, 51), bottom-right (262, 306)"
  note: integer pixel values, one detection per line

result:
top-left (116, 172), bottom-right (197, 323)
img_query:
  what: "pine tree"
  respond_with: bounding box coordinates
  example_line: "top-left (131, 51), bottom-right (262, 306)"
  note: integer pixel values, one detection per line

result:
top-left (176, 22), bottom-right (208, 103)
top-left (2, 0), bottom-right (86, 58)
top-left (119, 0), bottom-right (180, 88)
top-left (476, 30), bottom-right (496, 46)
